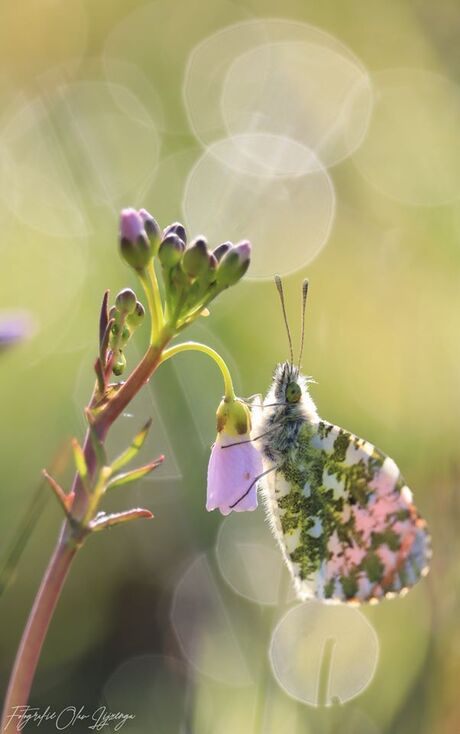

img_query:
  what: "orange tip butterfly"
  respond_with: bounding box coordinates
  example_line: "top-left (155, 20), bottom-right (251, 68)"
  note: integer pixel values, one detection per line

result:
top-left (252, 277), bottom-right (431, 604)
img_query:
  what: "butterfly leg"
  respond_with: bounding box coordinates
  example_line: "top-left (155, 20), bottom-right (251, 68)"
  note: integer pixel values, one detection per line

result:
top-left (221, 426), bottom-right (280, 448)
top-left (222, 416), bottom-right (298, 448)
top-left (229, 465), bottom-right (278, 509)
top-left (241, 392), bottom-right (263, 404)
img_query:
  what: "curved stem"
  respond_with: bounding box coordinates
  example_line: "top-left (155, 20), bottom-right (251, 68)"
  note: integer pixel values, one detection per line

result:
top-left (1, 529), bottom-right (76, 730)
top-left (160, 341), bottom-right (235, 400)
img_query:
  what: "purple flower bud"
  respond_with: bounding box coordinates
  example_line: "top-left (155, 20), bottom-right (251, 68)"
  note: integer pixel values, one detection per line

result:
top-left (158, 233), bottom-right (185, 268)
top-left (216, 239), bottom-right (252, 286)
top-left (182, 237), bottom-right (209, 277)
top-left (163, 222), bottom-right (187, 244)
top-left (120, 208), bottom-right (144, 244)
top-left (119, 208), bottom-right (153, 270)
top-left (115, 288), bottom-right (137, 315)
top-left (139, 208), bottom-right (161, 254)
top-left (233, 240), bottom-right (251, 262)
top-left (213, 241), bottom-right (232, 261)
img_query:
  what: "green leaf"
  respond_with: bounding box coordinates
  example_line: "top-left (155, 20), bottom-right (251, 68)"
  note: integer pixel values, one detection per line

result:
top-left (85, 414), bottom-right (107, 469)
top-left (107, 456), bottom-right (164, 490)
top-left (110, 419), bottom-right (153, 473)
top-left (94, 357), bottom-right (105, 394)
top-left (89, 507), bottom-right (153, 532)
top-left (71, 438), bottom-right (90, 492)
top-left (99, 290), bottom-right (110, 348)
top-left (100, 317), bottom-right (116, 365)
top-left (42, 470), bottom-right (71, 518)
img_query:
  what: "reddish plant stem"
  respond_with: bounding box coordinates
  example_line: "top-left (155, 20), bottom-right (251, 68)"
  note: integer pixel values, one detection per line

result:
top-left (1, 529), bottom-right (76, 730)
top-left (1, 328), bottom-right (173, 727)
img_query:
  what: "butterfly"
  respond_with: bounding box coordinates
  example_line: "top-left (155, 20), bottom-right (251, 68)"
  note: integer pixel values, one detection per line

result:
top-left (251, 277), bottom-right (431, 604)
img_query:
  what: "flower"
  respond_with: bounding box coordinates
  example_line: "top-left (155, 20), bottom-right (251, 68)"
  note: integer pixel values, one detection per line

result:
top-left (206, 397), bottom-right (263, 515)
top-left (0, 313), bottom-right (32, 352)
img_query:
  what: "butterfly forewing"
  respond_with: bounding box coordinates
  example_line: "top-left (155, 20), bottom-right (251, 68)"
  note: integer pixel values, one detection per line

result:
top-left (260, 419), bottom-right (431, 604)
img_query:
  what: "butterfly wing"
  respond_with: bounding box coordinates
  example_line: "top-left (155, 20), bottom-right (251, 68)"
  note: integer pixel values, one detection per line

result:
top-left (261, 419), bottom-right (431, 603)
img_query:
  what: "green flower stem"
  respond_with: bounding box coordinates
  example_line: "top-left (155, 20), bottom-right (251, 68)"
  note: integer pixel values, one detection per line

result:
top-left (138, 259), bottom-right (165, 344)
top-left (160, 341), bottom-right (235, 401)
top-left (138, 261), bottom-right (164, 342)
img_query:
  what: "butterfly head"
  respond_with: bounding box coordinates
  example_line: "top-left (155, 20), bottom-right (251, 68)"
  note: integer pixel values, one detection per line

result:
top-left (286, 380), bottom-right (302, 404)
top-left (271, 361), bottom-right (307, 402)
top-left (269, 278), bottom-right (318, 418)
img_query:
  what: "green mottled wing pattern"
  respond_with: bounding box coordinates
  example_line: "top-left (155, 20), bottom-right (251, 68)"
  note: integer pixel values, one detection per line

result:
top-left (261, 420), bottom-right (431, 603)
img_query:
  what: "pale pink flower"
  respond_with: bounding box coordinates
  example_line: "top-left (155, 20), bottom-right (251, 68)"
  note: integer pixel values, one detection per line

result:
top-left (206, 432), bottom-right (263, 516)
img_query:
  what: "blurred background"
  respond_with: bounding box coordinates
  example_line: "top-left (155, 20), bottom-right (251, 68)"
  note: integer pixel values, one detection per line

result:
top-left (0, 0), bottom-right (459, 732)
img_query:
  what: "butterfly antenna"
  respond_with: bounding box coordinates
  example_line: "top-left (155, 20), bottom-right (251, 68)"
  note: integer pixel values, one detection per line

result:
top-left (297, 279), bottom-right (309, 370)
top-left (275, 275), bottom-right (294, 365)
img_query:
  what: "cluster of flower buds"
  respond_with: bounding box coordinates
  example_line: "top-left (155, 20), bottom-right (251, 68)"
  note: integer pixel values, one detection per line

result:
top-left (108, 288), bottom-right (145, 376)
top-left (158, 224), bottom-right (251, 326)
top-left (119, 208), bottom-right (251, 328)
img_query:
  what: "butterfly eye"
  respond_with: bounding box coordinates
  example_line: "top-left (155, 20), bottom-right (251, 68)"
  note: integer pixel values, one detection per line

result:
top-left (286, 381), bottom-right (301, 403)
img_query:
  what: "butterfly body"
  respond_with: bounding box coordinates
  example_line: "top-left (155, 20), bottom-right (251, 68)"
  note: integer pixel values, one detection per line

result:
top-left (255, 361), bottom-right (431, 604)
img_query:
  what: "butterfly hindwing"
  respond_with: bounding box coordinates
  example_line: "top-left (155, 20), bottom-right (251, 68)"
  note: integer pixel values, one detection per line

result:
top-left (261, 419), bottom-right (431, 604)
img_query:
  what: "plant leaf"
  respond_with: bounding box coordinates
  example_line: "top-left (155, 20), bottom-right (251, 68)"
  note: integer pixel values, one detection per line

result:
top-left (110, 419), bottom-right (153, 473)
top-left (107, 455), bottom-right (164, 490)
top-left (99, 290), bottom-right (110, 348)
top-left (89, 507), bottom-right (153, 532)
top-left (94, 357), bottom-right (105, 394)
top-left (100, 317), bottom-right (115, 365)
top-left (71, 438), bottom-right (90, 493)
top-left (42, 470), bottom-right (73, 517)
top-left (85, 413), bottom-right (108, 469)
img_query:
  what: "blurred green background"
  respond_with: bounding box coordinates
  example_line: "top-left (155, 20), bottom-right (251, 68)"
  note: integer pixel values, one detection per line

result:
top-left (1, 1), bottom-right (459, 732)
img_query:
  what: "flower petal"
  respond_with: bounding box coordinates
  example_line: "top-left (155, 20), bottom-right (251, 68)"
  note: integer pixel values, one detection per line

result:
top-left (206, 433), bottom-right (263, 516)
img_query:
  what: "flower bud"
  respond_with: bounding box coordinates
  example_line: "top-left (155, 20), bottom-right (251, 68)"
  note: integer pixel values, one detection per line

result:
top-left (182, 237), bottom-right (209, 278)
top-left (112, 351), bottom-right (127, 376)
top-left (216, 241), bottom-right (251, 287)
top-left (158, 234), bottom-right (185, 269)
top-left (120, 208), bottom-right (143, 242)
top-left (127, 301), bottom-right (145, 329)
top-left (119, 208), bottom-right (152, 270)
top-left (163, 221), bottom-right (187, 244)
top-left (213, 241), bottom-right (232, 262)
top-left (216, 397), bottom-right (252, 436)
top-left (139, 209), bottom-right (161, 255)
top-left (115, 288), bottom-right (137, 315)
top-left (120, 326), bottom-right (131, 345)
